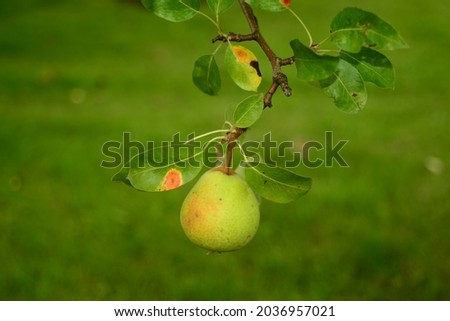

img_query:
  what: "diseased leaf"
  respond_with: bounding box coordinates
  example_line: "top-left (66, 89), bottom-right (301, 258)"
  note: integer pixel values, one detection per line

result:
top-left (340, 47), bottom-right (395, 89)
top-left (192, 55), bottom-right (221, 95)
top-left (246, 0), bottom-right (289, 12)
top-left (225, 45), bottom-right (262, 92)
top-left (244, 162), bottom-right (312, 203)
top-left (319, 59), bottom-right (367, 113)
top-left (141, 0), bottom-right (201, 23)
top-left (113, 144), bottom-right (203, 192)
top-left (280, 0), bottom-right (291, 8)
top-left (330, 7), bottom-right (408, 53)
top-left (233, 93), bottom-right (264, 128)
top-left (207, 0), bottom-right (234, 14)
top-left (290, 39), bottom-right (339, 81)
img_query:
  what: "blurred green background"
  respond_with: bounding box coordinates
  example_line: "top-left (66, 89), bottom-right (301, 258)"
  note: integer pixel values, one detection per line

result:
top-left (1, 0), bottom-right (449, 300)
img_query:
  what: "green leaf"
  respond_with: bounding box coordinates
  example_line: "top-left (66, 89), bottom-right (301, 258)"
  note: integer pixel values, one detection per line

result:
top-left (112, 167), bottom-right (132, 186)
top-left (225, 45), bottom-right (262, 92)
top-left (319, 59), bottom-right (367, 113)
top-left (113, 145), bottom-right (203, 192)
top-left (330, 28), bottom-right (363, 53)
top-left (330, 7), bottom-right (408, 53)
top-left (192, 55), bottom-right (221, 96)
top-left (141, 0), bottom-right (201, 23)
top-left (340, 47), bottom-right (395, 89)
top-left (244, 162), bottom-right (312, 203)
top-left (207, 0), bottom-right (234, 14)
top-left (245, 0), bottom-right (289, 12)
top-left (290, 39), bottom-right (339, 81)
top-left (233, 93), bottom-right (264, 128)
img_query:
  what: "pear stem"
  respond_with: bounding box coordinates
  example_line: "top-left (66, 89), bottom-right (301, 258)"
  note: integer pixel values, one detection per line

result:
top-left (223, 127), bottom-right (247, 174)
top-left (224, 141), bottom-right (236, 174)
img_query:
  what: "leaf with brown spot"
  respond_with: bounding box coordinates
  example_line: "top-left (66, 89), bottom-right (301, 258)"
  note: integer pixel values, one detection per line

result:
top-left (249, 60), bottom-right (262, 77)
top-left (159, 169), bottom-right (183, 191)
top-left (280, 0), bottom-right (291, 8)
top-left (113, 145), bottom-right (203, 192)
top-left (225, 45), bottom-right (262, 92)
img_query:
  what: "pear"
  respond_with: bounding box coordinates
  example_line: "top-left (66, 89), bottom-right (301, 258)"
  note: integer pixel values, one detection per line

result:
top-left (180, 167), bottom-right (260, 252)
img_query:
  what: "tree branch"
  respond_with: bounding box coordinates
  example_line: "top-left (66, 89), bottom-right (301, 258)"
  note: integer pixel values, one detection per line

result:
top-left (223, 0), bottom-right (296, 108)
top-left (212, 32), bottom-right (256, 43)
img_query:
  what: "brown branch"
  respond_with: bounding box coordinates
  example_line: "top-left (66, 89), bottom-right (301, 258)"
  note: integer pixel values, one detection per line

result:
top-left (264, 82), bottom-right (279, 108)
top-left (280, 56), bottom-right (296, 66)
top-left (211, 3), bottom-right (297, 168)
top-left (213, 1), bottom-right (296, 108)
top-left (212, 32), bottom-right (256, 43)
top-left (237, 0), bottom-right (294, 107)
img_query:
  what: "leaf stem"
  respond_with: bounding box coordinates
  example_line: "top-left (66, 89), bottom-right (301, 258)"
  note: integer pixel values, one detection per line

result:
top-left (179, 0), bottom-right (221, 31)
top-left (287, 7), bottom-right (314, 47)
top-left (235, 141), bottom-right (251, 163)
top-left (223, 121), bottom-right (234, 129)
top-left (211, 41), bottom-right (224, 56)
top-left (315, 35), bottom-right (332, 49)
top-left (184, 129), bottom-right (229, 144)
top-left (203, 136), bottom-right (227, 148)
top-left (198, 10), bottom-right (221, 31)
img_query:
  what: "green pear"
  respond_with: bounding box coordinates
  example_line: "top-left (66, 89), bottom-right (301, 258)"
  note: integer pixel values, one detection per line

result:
top-left (180, 167), bottom-right (260, 252)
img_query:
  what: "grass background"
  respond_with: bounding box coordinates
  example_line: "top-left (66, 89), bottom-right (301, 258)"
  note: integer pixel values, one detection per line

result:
top-left (0, 0), bottom-right (449, 300)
